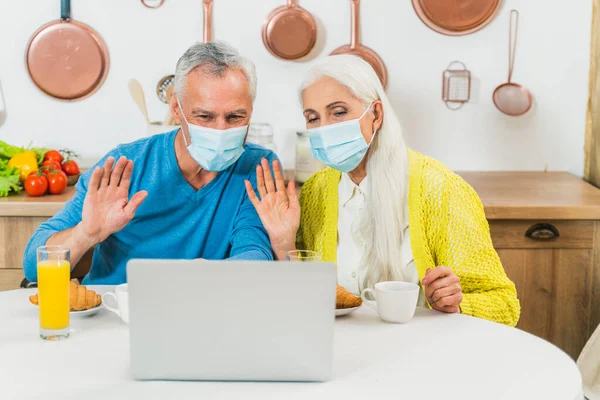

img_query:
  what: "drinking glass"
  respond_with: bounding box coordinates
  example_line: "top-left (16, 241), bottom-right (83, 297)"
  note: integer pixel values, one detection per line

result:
top-left (37, 245), bottom-right (71, 340)
top-left (286, 250), bottom-right (322, 262)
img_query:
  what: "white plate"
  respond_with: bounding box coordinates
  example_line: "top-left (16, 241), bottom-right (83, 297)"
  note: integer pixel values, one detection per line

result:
top-left (335, 306), bottom-right (360, 317)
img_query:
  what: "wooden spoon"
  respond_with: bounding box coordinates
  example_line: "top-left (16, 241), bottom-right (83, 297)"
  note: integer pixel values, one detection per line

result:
top-left (128, 79), bottom-right (150, 123)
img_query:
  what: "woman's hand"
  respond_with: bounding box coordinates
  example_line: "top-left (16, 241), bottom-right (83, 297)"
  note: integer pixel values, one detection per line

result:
top-left (244, 158), bottom-right (301, 260)
top-left (422, 266), bottom-right (462, 314)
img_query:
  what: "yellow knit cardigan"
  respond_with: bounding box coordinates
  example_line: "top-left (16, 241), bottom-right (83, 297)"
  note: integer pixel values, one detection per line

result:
top-left (296, 149), bottom-right (520, 326)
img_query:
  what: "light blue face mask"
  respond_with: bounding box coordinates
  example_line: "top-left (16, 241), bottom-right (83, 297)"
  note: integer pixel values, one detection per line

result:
top-left (308, 103), bottom-right (376, 173)
top-left (177, 96), bottom-right (247, 172)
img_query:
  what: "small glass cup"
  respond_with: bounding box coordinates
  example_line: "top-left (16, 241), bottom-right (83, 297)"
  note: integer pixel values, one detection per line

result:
top-left (37, 245), bottom-right (71, 341)
top-left (286, 250), bottom-right (322, 262)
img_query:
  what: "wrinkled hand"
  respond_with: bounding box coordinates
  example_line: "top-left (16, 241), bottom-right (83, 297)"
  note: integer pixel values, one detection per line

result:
top-left (244, 158), bottom-right (300, 260)
top-left (80, 156), bottom-right (148, 244)
top-left (422, 266), bottom-right (462, 314)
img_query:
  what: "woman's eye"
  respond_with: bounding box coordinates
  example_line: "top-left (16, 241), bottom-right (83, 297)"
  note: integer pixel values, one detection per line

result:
top-left (334, 111), bottom-right (347, 117)
top-left (307, 117), bottom-right (319, 124)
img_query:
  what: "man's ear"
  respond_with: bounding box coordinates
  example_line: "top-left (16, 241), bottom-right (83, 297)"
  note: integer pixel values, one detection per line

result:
top-left (171, 94), bottom-right (182, 125)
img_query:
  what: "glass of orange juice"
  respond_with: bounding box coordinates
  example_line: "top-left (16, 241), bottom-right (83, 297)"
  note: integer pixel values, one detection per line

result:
top-left (37, 245), bottom-right (71, 340)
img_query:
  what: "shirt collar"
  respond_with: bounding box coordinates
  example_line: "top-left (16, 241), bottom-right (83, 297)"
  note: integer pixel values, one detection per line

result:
top-left (339, 173), bottom-right (369, 207)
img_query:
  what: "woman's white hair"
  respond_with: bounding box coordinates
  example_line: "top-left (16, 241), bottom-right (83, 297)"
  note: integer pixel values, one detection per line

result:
top-left (300, 55), bottom-right (410, 289)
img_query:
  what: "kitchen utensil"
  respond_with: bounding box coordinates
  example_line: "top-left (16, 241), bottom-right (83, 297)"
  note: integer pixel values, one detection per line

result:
top-left (128, 79), bottom-right (150, 123)
top-left (442, 61), bottom-right (471, 110)
top-left (263, 0), bottom-right (317, 60)
top-left (141, 0), bottom-right (165, 9)
top-left (156, 75), bottom-right (175, 104)
top-left (493, 10), bottom-right (532, 117)
top-left (203, 0), bottom-right (214, 42)
top-left (412, 0), bottom-right (502, 36)
top-left (26, 0), bottom-right (110, 101)
top-left (330, 0), bottom-right (388, 88)
top-left (162, 85), bottom-right (175, 125)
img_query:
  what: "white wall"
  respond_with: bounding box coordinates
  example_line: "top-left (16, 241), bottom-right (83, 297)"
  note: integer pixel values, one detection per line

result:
top-left (0, 0), bottom-right (592, 174)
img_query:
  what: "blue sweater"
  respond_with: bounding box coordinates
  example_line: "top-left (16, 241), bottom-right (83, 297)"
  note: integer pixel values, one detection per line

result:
top-left (23, 130), bottom-right (276, 284)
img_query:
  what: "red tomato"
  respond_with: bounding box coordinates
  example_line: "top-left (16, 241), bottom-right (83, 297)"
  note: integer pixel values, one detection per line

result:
top-left (42, 160), bottom-right (62, 172)
top-left (47, 170), bottom-right (68, 194)
top-left (61, 160), bottom-right (80, 176)
top-left (24, 174), bottom-right (48, 196)
top-left (43, 150), bottom-right (63, 164)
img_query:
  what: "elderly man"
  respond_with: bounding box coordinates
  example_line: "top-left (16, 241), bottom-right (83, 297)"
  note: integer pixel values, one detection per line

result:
top-left (23, 41), bottom-right (277, 284)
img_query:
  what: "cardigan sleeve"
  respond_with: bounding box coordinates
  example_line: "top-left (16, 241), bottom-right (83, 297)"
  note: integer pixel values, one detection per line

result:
top-left (436, 172), bottom-right (521, 327)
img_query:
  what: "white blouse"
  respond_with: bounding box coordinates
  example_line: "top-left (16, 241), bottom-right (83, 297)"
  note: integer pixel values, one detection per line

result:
top-left (336, 173), bottom-right (425, 306)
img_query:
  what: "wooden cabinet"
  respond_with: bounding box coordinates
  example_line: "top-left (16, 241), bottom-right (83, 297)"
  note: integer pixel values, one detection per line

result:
top-left (462, 172), bottom-right (600, 360)
top-left (493, 221), bottom-right (600, 359)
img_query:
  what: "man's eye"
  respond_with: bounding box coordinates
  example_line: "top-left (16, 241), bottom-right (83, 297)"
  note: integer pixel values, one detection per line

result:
top-left (228, 115), bottom-right (243, 121)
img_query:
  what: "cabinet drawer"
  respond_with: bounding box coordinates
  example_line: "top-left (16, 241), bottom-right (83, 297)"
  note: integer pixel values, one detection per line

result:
top-left (490, 220), bottom-right (594, 249)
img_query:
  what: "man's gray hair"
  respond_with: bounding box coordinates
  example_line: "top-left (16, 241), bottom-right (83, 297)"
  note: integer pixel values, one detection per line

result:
top-left (174, 41), bottom-right (257, 101)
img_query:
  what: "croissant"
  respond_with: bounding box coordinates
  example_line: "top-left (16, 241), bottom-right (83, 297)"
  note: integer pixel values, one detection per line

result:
top-left (29, 281), bottom-right (102, 311)
top-left (336, 285), bottom-right (362, 309)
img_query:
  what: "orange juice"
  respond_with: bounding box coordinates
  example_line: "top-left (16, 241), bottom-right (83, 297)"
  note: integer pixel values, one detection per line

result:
top-left (38, 260), bottom-right (71, 330)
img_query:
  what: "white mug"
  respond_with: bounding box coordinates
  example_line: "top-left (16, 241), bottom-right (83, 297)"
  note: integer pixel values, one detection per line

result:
top-left (102, 284), bottom-right (129, 324)
top-left (361, 281), bottom-right (419, 323)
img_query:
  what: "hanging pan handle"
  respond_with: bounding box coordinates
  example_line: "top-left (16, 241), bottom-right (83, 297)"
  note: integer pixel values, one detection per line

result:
top-left (507, 10), bottom-right (519, 83)
top-left (141, 0), bottom-right (166, 9)
top-left (350, 0), bottom-right (360, 49)
top-left (203, 0), bottom-right (214, 43)
top-left (61, 0), bottom-right (71, 20)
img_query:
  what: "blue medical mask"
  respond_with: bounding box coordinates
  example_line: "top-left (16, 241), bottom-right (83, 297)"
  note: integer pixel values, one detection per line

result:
top-left (177, 96), bottom-right (247, 172)
top-left (308, 104), bottom-right (377, 173)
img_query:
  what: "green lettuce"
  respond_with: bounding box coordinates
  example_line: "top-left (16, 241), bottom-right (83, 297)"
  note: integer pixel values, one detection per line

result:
top-left (0, 158), bottom-right (22, 197)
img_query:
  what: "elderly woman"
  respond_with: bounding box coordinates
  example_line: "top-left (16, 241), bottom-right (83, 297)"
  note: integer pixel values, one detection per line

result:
top-left (245, 55), bottom-right (520, 326)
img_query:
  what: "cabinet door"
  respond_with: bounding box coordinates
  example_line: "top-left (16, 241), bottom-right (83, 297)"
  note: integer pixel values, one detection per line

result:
top-left (498, 248), bottom-right (593, 359)
top-left (0, 217), bottom-right (48, 269)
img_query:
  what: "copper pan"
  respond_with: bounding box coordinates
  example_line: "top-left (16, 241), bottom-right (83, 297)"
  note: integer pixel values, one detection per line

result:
top-left (262, 0), bottom-right (317, 60)
top-left (203, 0), bottom-right (214, 42)
top-left (412, 0), bottom-right (502, 36)
top-left (26, 0), bottom-right (109, 101)
top-left (330, 0), bottom-right (388, 88)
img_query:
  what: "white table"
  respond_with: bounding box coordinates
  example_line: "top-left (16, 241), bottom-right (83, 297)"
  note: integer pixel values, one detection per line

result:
top-left (0, 286), bottom-right (583, 400)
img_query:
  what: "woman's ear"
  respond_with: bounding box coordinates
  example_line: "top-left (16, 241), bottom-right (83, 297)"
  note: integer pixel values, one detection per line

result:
top-left (372, 100), bottom-right (384, 133)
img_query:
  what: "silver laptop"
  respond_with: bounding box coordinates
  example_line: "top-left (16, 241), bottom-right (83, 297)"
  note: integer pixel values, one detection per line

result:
top-left (127, 259), bottom-right (336, 382)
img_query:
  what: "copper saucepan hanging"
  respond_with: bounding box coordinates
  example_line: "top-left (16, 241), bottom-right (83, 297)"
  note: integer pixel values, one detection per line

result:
top-left (26, 0), bottom-right (110, 101)
top-left (263, 0), bottom-right (317, 60)
top-left (493, 10), bottom-right (532, 117)
top-left (330, 0), bottom-right (388, 88)
top-left (412, 0), bottom-right (502, 36)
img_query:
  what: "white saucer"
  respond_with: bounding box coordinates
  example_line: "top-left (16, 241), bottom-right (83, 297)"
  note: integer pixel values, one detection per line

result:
top-left (31, 303), bottom-right (104, 317)
top-left (70, 304), bottom-right (103, 317)
top-left (335, 306), bottom-right (360, 317)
